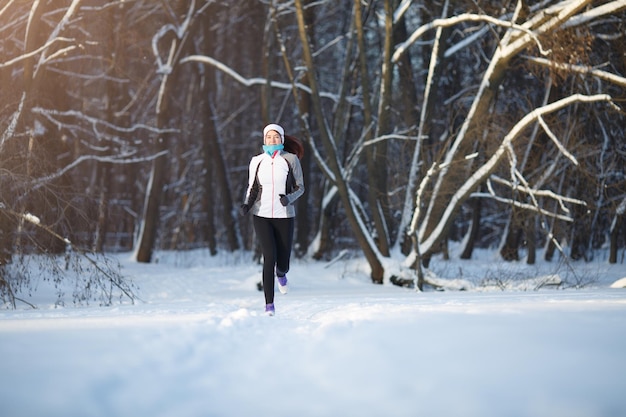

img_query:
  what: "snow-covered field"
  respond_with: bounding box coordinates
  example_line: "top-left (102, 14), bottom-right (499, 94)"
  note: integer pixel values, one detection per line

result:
top-left (1, 249), bottom-right (625, 417)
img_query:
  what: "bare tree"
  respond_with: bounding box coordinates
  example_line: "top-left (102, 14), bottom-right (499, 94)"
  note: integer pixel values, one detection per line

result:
top-left (393, 0), bottom-right (626, 276)
top-left (135, 0), bottom-right (213, 262)
top-left (1, 0), bottom-right (623, 299)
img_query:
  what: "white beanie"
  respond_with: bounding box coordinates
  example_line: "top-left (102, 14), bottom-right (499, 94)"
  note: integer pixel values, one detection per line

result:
top-left (263, 123), bottom-right (284, 143)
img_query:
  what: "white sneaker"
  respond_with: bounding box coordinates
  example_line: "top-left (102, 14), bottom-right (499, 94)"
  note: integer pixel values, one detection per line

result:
top-left (277, 275), bottom-right (288, 294)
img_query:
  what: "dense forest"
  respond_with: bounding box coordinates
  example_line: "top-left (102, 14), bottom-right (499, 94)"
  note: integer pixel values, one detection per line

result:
top-left (1, 0), bottom-right (625, 302)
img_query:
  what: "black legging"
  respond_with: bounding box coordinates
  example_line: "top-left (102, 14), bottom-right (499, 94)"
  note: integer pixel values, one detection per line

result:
top-left (253, 215), bottom-right (294, 305)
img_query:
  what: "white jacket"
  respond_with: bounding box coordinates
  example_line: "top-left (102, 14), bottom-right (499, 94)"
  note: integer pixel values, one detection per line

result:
top-left (244, 151), bottom-right (305, 218)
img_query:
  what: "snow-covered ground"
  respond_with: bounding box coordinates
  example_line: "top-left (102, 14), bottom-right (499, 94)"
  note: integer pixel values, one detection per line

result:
top-left (1, 248), bottom-right (625, 417)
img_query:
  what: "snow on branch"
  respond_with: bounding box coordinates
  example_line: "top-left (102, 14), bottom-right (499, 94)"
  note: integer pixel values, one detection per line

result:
top-left (361, 132), bottom-right (419, 147)
top-left (348, 187), bottom-right (385, 263)
top-left (473, 180), bottom-right (575, 222)
top-left (181, 55), bottom-right (339, 103)
top-left (392, 13), bottom-right (549, 63)
top-left (42, 45), bottom-right (79, 66)
top-left (418, 93), bottom-right (614, 254)
top-left (443, 0), bottom-right (556, 58)
top-left (523, 56), bottom-right (626, 88)
top-left (0, 0), bottom-right (16, 17)
top-left (346, 128), bottom-right (419, 175)
top-left (488, 175), bottom-right (585, 213)
top-left (23, 212), bottom-right (41, 226)
top-left (152, 25), bottom-right (177, 75)
top-left (31, 107), bottom-right (177, 136)
top-left (151, 0), bottom-right (198, 75)
top-left (30, 151), bottom-right (169, 192)
top-left (501, 0), bottom-right (592, 57)
top-left (609, 197), bottom-right (626, 236)
top-left (618, 197), bottom-right (626, 216)
top-left (563, 0), bottom-right (626, 28)
top-left (0, 37), bottom-right (75, 69)
top-left (0, 204), bottom-right (136, 304)
top-left (308, 133), bottom-right (336, 183)
top-left (394, 0), bottom-right (426, 23)
top-left (32, 0), bottom-right (82, 79)
top-left (0, 206), bottom-right (70, 246)
top-left (537, 115), bottom-right (578, 166)
top-left (0, 92), bottom-right (25, 152)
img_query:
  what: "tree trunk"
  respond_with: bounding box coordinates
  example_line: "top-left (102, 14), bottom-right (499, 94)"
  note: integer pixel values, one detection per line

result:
top-left (135, 31), bottom-right (178, 262)
top-left (0, 209), bottom-right (11, 267)
top-left (355, 0), bottom-right (389, 257)
top-left (294, 0), bottom-right (384, 282)
top-left (417, 0), bottom-right (594, 258)
top-left (93, 162), bottom-right (110, 252)
top-left (208, 108), bottom-right (239, 251)
top-left (294, 4), bottom-right (315, 258)
top-left (526, 215), bottom-right (536, 265)
top-left (395, 0), bottom-right (450, 254)
top-left (569, 177), bottom-right (593, 261)
top-left (203, 162), bottom-right (217, 256)
top-left (394, 8), bottom-right (420, 253)
top-left (136, 2), bottom-right (208, 261)
top-left (135, 135), bottom-right (168, 263)
top-left (369, 0), bottom-right (394, 256)
top-left (294, 97), bottom-right (312, 258)
top-left (312, 186), bottom-right (338, 260)
top-left (500, 207), bottom-right (522, 261)
top-left (609, 197), bottom-right (625, 264)
top-left (460, 195), bottom-right (482, 259)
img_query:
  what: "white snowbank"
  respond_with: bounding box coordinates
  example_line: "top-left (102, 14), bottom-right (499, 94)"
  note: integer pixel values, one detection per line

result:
top-left (1, 249), bottom-right (625, 417)
top-left (610, 277), bottom-right (626, 288)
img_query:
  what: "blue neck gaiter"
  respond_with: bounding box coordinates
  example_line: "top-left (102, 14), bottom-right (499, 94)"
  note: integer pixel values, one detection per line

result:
top-left (263, 144), bottom-right (284, 156)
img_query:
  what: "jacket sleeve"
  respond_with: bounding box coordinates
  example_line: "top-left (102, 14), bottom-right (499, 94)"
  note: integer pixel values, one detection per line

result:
top-left (283, 153), bottom-right (305, 204)
top-left (243, 157), bottom-right (262, 206)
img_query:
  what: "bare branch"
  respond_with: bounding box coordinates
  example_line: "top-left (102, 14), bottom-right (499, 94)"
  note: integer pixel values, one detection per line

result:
top-left (393, 13), bottom-right (549, 63)
top-left (181, 55), bottom-right (339, 103)
top-left (472, 192), bottom-right (574, 222)
top-left (0, 206), bottom-right (136, 304)
top-left (0, 92), bottom-right (25, 152)
top-left (524, 56), bottom-right (626, 88)
top-left (30, 151), bottom-right (169, 192)
top-left (563, 0), bottom-right (626, 28)
top-left (489, 175), bottom-right (585, 211)
top-left (32, 0), bottom-right (83, 79)
top-left (0, 0), bottom-right (17, 17)
top-left (419, 93), bottom-right (614, 254)
top-left (537, 115), bottom-right (578, 166)
top-left (0, 37), bottom-right (76, 69)
top-left (31, 107), bottom-right (177, 135)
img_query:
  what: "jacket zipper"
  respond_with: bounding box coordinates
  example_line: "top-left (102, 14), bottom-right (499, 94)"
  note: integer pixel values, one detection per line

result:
top-left (271, 151), bottom-right (277, 216)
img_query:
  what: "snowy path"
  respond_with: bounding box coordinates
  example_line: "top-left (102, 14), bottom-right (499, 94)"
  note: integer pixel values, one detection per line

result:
top-left (1, 254), bottom-right (625, 417)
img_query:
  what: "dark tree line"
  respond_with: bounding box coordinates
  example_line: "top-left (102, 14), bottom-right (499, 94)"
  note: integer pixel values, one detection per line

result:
top-left (1, 0), bottom-right (625, 298)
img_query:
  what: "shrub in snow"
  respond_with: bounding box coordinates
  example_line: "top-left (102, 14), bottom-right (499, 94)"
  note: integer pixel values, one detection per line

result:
top-left (1, 252), bottom-right (137, 309)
